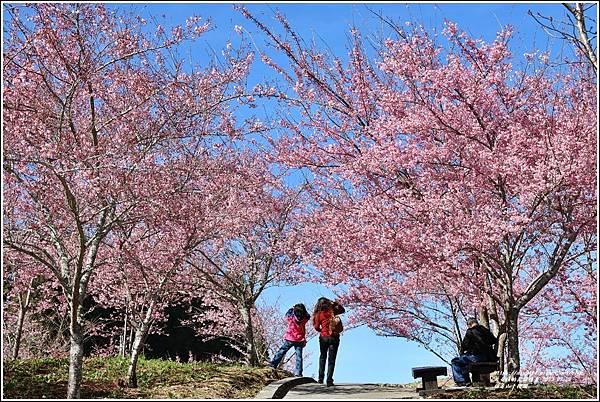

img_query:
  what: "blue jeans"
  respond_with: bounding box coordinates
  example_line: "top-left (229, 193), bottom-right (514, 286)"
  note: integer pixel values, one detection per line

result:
top-left (451, 354), bottom-right (486, 384)
top-left (270, 339), bottom-right (305, 376)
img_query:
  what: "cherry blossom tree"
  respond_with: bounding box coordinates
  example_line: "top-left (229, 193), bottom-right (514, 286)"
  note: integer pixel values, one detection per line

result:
top-left (240, 8), bottom-right (597, 382)
top-left (519, 233), bottom-right (597, 384)
top-left (94, 213), bottom-right (198, 387)
top-left (185, 182), bottom-right (305, 366)
top-left (91, 149), bottom-right (276, 386)
top-left (3, 3), bottom-right (256, 397)
top-left (2, 251), bottom-right (70, 360)
top-left (343, 280), bottom-right (471, 363)
top-left (2, 252), bottom-right (48, 359)
top-left (529, 3), bottom-right (597, 73)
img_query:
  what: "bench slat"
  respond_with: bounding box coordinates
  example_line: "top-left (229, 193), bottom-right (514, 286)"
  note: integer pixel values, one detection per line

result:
top-left (412, 366), bottom-right (447, 378)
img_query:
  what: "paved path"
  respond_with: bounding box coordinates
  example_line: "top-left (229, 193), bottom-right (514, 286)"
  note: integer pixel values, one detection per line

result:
top-left (283, 383), bottom-right (421, 399)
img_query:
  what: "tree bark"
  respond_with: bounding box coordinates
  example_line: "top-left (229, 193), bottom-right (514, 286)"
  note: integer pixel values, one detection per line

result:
top-left (505, 309), bottom-right (520, 384)
top-left (126, 330), bottom-right (144, 388)
top-left (127, 304), bottom-right (154, 387)
top-left (120, 313), bottom-right (129, 358)
top-left (129, 327), bottom-right (135, 353)
top-left (239, 304), bottom-right (259, 366)
top-left (13, 307), bottom-right (27, 359)
top-left (478, 305), bottom-right (490, 329)
top-left (12, 286), bottom-right (33, 359)
top-left (485, 273), bottom-right (500, 337)
top-left (65, 211), bottom-right (107, 398)
top-left (496, 331), bottom-right (507, 381)
top-left (565, 2), bottom-right (598, 71)
top-left (67, 310), bottom-right (85, 399)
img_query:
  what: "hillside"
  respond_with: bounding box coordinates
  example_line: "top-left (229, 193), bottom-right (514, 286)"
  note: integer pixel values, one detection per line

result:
top-left (3, 357), bottom-right (289, 399)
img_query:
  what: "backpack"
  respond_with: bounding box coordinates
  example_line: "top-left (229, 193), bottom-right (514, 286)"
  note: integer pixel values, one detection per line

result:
top-left (329, 315), bottom-right (343, 336)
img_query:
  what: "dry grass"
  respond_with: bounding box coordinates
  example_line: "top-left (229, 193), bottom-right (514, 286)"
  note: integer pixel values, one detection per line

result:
top-left (423, 384), bottom-right (597, 399)
top-left (3, 356), bottom-right (290, 399)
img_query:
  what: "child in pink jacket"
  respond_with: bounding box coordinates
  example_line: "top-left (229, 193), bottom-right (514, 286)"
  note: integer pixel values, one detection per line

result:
top-left (269, 303), bottom-right (310, 376)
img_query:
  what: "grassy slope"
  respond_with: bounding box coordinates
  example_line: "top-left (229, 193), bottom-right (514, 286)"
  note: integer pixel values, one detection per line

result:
top-left (424, 385), bottom-right (597, 399)
top-left (421, 376), bottom-right (597, 399)
top-left (3, 357), bottom-right (290, 399)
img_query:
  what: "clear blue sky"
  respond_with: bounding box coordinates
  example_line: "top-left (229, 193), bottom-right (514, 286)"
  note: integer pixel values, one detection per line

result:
top-left (261, 282), bottom-right (444, 384)
top-left (108, 1), bottom-right (591, 384)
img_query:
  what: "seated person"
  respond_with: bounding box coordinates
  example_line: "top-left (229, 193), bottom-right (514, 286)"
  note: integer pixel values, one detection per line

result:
top-left (451, 317), bottom-right (498, 386)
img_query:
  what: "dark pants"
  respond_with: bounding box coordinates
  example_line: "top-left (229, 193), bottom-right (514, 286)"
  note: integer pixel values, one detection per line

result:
top-left (451, 354), bottom-right (486, 384)
top-left (318, 336), bottom-right (340, 385)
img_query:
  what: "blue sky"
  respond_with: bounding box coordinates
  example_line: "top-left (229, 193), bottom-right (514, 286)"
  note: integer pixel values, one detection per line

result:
top-left (261, 282), bottom-right (445, 384)
top-left (112, 2), bottom-right (584, 62)
top-left (108, 1), bottom-right (589, 384)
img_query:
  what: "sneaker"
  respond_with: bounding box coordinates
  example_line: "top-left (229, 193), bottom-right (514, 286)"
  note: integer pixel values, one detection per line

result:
top-left (326, 381), bottom-right (334, 387)
top-left (317, 378), bottom-right (324, 384)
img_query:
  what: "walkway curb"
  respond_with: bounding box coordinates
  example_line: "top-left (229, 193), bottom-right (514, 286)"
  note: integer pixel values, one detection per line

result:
top-left (255, 376), bottom-right (317, 399)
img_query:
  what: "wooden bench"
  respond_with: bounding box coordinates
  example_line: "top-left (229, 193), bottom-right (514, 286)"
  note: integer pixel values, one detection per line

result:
top-left (469, 361), bottom-right (499, 386)
top-left (412, 366), bottom-right (447, 394)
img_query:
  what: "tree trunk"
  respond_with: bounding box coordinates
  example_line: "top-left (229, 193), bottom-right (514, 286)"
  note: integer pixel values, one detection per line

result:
top-left (505, 309), bottom-right (520, 384)
top-left (129, 326), bottom-right (135, 353)
top-left (13, 309), bottom-right (26, 359)
top-left (67, 317), bottom-right (85, 398)
top-left (120, 313), bottom-right (128, 358)
top-left (12, 301), bottom-right (28, 359)
top-left (13, 308), bottom-right (25, 359)
top-left (478, 305), bottom-right (490, 329)
top-left (483, 276), bottom-right (503, 382)
top-left (239, 304), bottom-right (259, 366)
top-left (126, 329), bottom-right (145, 388)
top-left (496, 331), bottom-right (507, 382)
top-left (13, 282), bottom-right (34, 359)
top-left (485, 274), bottom-right (500, 337)
top-left (127, 305), bottom-right (154, 388)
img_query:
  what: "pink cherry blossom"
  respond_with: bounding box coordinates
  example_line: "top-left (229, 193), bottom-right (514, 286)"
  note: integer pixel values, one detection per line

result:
top-left (241, 8), bottom-right (597, 383)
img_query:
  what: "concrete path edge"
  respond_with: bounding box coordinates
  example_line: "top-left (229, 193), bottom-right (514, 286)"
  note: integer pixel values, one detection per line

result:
top-left (255, 376), bottom-right (317, 399)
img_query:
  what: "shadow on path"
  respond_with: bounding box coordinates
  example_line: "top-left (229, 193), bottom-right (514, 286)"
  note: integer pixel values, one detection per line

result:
top-left (283, 383), bottom-right (420, 399)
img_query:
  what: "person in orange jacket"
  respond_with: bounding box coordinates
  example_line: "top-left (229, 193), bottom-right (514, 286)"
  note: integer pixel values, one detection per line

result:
top-left (313, 297), bottom-right (345, 386)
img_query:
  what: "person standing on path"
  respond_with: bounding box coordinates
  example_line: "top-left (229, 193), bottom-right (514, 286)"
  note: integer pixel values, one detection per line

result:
top-left (270, 303), bottom-right (310, 376)
top-left (313, 297), bottom-right (345, 386)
